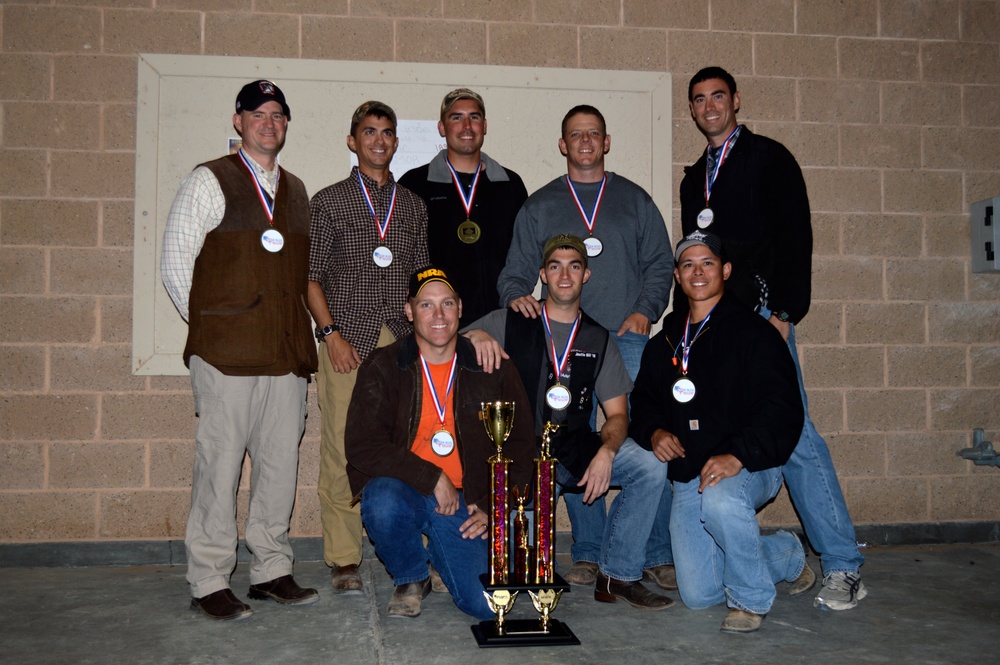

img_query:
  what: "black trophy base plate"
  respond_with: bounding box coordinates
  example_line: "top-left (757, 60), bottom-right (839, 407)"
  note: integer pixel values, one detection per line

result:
top-left (471, 618), bottom-right (580, 648)
top-left (478, 571), bottom-right (571, 592)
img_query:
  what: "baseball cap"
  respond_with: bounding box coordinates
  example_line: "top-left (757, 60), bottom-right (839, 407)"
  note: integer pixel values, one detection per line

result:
top-left (235, 80), bottom-right (290, 119)
top-left (440, 88), bottom-right (486, 120)
top-left (409, 266), bottom-right (458, 299)
top-left (674, 230), bottom-right (726, 263)
top-left (350, 100), bottom-right (398, 135)
top-left (542, 233), bottom-right (589, 269)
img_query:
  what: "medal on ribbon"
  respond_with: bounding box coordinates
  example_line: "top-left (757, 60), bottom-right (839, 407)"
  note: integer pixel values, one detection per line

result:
top-left (699, 126), bottom-right (741, 229)
top-left (356, 170), bottom-right (397, 267)
top-left (448, 160), bottom-right (483, 244)
top-left (566, 175), bottom-right (606, 257)
top-left (420, 353), bottom-right (458, 456)
top-left (238, 149), bottom-right (285, 252)
top-left (541, 304), bottom-right (580, 411)
top-left (671, 307), bottom-right (716, 403)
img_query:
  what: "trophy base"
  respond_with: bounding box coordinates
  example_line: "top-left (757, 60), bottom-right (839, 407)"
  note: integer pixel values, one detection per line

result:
top-left (473, 572), bottom-right (578, 648)
top-left (471, 618), bottom-right (580, 647)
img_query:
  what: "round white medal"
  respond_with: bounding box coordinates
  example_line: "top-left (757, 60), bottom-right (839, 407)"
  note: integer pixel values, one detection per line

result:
top-left (260, 229), bottom-right (285, 253)
top-left (672, 377), bottom-right (696, 403)
top-left (697, 208), bottom-right (715, 229)
top-left (546, 384), bottom-right (571, 410)
top-left (431, 430), bottom-right (455, 456)
top-left (583, 236), bottom-right (604, 257)
top-left (372, 245), bottom-right (393, 267)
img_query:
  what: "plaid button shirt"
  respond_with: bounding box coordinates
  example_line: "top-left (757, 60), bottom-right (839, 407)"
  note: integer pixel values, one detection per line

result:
top-left (309, 167), bottom-right (429, 360)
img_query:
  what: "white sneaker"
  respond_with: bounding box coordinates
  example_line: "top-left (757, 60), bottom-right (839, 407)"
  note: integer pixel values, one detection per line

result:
top-left (814, 572), bottom-right (867, 610)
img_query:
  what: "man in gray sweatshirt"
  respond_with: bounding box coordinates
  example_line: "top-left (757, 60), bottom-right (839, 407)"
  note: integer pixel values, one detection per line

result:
top-left (497, 104), bottom-right (675, 591)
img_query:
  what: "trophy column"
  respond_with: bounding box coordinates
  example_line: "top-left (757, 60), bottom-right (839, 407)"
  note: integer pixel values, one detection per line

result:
top-left (482, 401), bottom-right (514, 586)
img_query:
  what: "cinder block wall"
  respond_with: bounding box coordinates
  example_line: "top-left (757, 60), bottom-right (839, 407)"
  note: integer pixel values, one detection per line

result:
top-left (1, 1), bottom-right (998, 544)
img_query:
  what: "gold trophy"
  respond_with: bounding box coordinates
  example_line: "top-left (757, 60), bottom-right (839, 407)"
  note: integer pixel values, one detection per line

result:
top-left (511, 486), bottom-right (533, 583)
top-left (528, 589), bottom-right (563, 634)
top-left (471, 407), bottom-right (579, 648)
top-left (483, 589), bottom-right (518, 635)
top-left (481, 401), bottom-right (515, 585)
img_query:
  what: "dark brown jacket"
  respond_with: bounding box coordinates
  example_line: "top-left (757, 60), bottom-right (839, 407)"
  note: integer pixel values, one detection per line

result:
top-left (345, 335), bottom-right (535, 509)
top-left (184, 154), bottom-right (318, 377)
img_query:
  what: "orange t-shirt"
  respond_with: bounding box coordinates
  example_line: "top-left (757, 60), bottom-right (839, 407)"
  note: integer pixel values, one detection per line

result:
top-left (412, 358), bottom-right (462, 489)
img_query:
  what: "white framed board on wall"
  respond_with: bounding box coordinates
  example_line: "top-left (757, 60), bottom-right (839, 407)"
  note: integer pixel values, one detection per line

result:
top-left (132, 54), bottom-right (672, 375)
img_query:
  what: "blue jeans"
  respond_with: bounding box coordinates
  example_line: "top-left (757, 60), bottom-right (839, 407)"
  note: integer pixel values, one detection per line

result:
top-left (671, 468), bottom-right (804, 615)
top-left (360, 477), bottom-right (492, 620)
top-left (558, 439), bottom-right (666, 581)
top-left (760, 308), bottom-right (864, 576)
top-left (568, 331), bottom-right (673, 568)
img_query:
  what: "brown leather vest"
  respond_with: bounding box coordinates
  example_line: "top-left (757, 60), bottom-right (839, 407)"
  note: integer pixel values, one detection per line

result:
top-left (183, 154), bottom-right (318, 377)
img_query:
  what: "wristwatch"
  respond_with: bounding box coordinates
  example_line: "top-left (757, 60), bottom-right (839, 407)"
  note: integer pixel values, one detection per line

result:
top-left (773, 310), bottom-right (792, 323)
top-left (315, 324), bottom-right (339, 342)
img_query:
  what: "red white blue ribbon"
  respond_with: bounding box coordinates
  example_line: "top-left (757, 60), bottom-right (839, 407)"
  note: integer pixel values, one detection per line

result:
top-left (420, 353), bottom-right (457, 426)
top-left (566, 174), bottom-right (606, 236)
top-left (446, 159), bottom-right (482, 218)
top-left (703, 126), bottom-right (741, 207)
top-left (356, 170), bottom-right (396, 241)
top-left (238, 149), bottom-right (279, 224)
top-left (541, 304), bottom-right (581, 381)
top-left (678, 303), bottom-right (718, 375)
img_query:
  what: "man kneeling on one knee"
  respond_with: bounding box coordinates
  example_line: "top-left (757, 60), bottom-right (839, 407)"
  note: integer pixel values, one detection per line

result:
top-left (344, 266), bottom-right (535, 620)
top-left (630, 231), bottom-right (814, 633)
top-left (467, 234), bottom-right (672, 611)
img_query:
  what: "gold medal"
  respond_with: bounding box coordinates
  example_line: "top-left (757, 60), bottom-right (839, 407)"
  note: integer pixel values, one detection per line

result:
top-left (457, 219), bottom-right (481, 244)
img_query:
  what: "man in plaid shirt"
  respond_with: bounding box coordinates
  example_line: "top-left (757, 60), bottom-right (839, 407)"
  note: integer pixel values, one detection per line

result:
top-left (307, 101), bottom-right (430, 593)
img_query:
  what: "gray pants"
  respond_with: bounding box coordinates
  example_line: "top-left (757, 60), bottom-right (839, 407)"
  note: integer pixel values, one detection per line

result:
top-left (185, 355), bottom-right (308, 598)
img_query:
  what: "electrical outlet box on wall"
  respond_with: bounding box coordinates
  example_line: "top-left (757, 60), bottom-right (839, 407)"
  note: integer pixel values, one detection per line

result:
top-left (971, 197), bottom-right (1000, 273)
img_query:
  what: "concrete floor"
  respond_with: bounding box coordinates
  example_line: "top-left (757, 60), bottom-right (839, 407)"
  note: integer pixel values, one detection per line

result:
top-left (2, 543), bottom-right (998, 665)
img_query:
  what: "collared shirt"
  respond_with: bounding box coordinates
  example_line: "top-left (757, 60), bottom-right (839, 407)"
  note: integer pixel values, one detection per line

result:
top-left (309, 167), bottom-right (430, 360)
top-left (161, 150), bottom-right (277, 321)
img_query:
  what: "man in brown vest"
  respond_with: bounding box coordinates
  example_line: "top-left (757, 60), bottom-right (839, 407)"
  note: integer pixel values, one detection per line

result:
top-left (162, 80), bottom-right (319, 621)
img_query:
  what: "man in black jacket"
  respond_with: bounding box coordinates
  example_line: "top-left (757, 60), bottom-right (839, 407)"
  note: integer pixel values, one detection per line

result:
top-left (399, 88), bottom-right (527, 327)
top-left (630, 231), bottom-right (811, 633)
top-left (677, 66), bottom-right (867, 612)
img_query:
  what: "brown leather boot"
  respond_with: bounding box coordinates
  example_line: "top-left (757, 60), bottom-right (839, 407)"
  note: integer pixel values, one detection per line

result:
top-left (594, 571), bottom-right (674, 610)
top-left (248, 575), bottom-right (319, 605)
top-left (190, 589), bottom-right (253, 621)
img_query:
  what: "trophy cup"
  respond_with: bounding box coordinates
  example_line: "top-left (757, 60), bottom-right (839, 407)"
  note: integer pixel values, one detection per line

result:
top-left (471, 407), bottom-right (579, 648)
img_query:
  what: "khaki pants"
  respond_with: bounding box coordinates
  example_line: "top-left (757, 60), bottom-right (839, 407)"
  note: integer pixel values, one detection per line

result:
top-left (185, 356), bottom-right (307, 597)
top-left (316, 326), bottom-right (395, 566)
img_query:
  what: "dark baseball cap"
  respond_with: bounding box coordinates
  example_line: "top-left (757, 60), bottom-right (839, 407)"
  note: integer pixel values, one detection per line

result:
top-left (409, 266), bottom-right (458, 299)
top-left (674, 230), bottom-right (726, 263)
top-left (542, 233), bottom-right (589, 269)
top-left (235, 80), bottom-right (290, 119)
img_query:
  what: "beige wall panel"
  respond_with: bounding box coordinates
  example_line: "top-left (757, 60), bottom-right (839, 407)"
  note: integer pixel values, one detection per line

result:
top-left (131, 55), bottom-right (672, 375)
